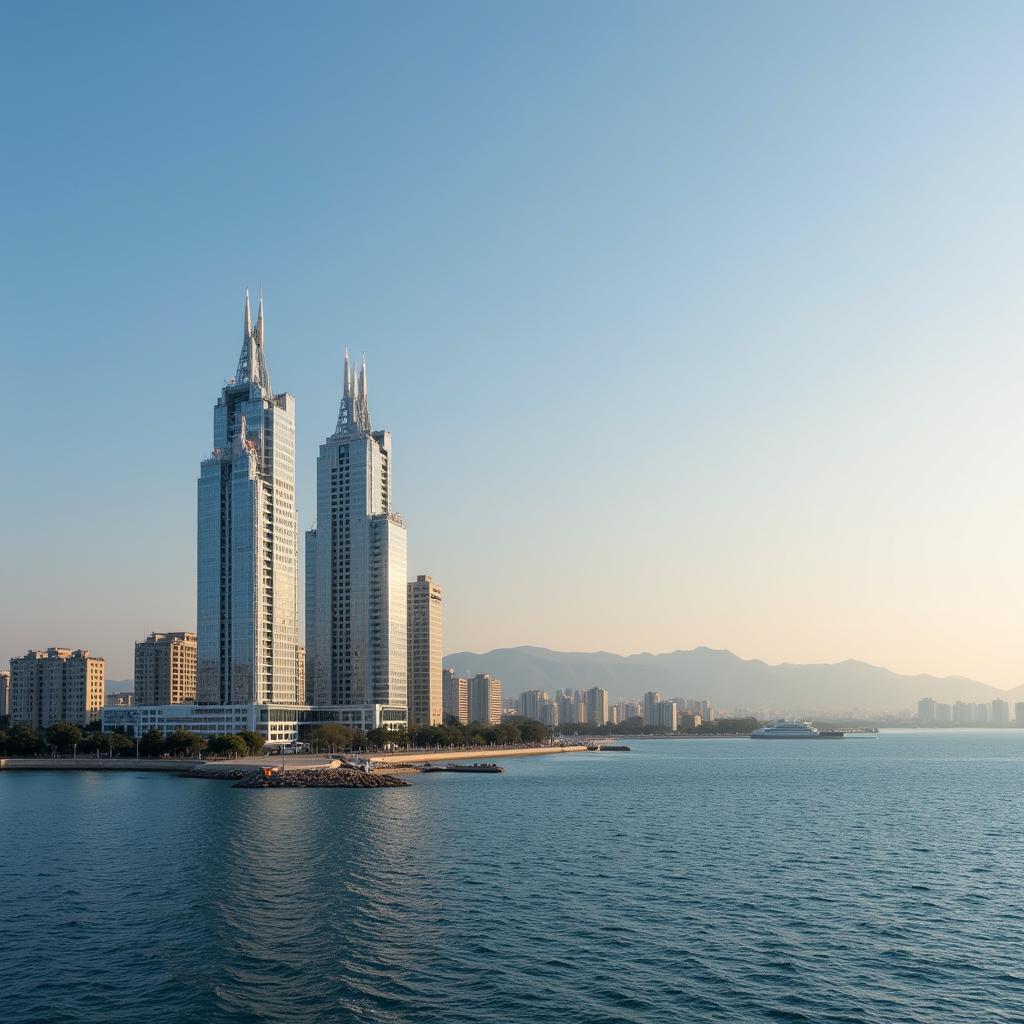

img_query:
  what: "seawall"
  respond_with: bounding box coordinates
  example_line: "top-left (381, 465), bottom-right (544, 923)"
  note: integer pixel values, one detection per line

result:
top-left (0, 758), bottom-right (202, 772)
top-left (371, 745), bottom-right (589, 766)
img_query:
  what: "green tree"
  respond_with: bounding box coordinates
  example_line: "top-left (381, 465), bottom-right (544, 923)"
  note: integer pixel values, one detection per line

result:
top-left (46, 722), bottom-right (83, 754)
top-left (3, 724), bottom-right (45, 755)
top-left (89, 731), bottom-right (134, 757)
top-left (207, 734), bottom-right (247, 758)
top-left (165, 729), bottom-right (207, 757)
top-left (138, 728), bottom-right (166, 757)
top-left (238, 730), bottom-right (266, 756)
top-left (367, 726), bottom-right (407, 750)
top-left (308, 724), bottom-right (356, 752)
top-left (519, 721), bottom-right (549, 743)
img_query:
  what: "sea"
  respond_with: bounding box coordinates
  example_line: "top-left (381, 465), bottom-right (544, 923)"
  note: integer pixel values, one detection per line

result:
top-left (2, 730), bottom-right (1023, 1024)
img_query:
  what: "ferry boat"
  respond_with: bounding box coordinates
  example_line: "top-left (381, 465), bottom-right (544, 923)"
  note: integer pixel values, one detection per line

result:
top-left (750, 720), bottom-right (842, 739)
top-left (421, 762), bottom-right (505, 774)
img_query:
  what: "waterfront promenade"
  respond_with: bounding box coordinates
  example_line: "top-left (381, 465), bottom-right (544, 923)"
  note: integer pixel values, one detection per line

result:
top-left (370, 744), bottom-right (588, 767)
top-left (0, 746), bottom-right (588, 774)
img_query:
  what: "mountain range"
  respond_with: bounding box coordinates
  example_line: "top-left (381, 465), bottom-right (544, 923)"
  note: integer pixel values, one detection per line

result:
top-left (443, 646), bottom-right (1023, 715)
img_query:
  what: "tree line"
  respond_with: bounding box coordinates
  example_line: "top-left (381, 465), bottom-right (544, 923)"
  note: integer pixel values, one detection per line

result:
top-left (0, 721), bottom-right (266, 758)
top-left (307, 716), bottom-right (554, 753)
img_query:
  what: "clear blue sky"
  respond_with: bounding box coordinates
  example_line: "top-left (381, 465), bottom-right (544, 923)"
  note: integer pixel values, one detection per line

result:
top-left (3, 2), bottom-right (1024, 684)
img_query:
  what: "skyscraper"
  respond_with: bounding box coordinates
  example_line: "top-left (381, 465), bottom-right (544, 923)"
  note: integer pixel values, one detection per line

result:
top-left (306, 350), bottom-right (408, 718)
top-left (407, 575), bottom-right (443, 726)
top-left (197, 292), bottom-right (299, 705)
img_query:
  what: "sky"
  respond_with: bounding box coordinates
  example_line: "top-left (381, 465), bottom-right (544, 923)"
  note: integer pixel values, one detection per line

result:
top-left (2, 1), bottom-right (1024, 685)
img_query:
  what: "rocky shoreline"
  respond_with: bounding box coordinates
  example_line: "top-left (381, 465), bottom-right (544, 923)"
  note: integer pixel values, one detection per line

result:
top-left (232, 767), bottom-right (408, 789)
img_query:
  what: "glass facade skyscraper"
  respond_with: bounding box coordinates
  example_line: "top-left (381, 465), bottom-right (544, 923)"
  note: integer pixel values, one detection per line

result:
top-left (196, 292), bottom-right (299, 705)
top-left (306, 350), bottom-right (408, 710)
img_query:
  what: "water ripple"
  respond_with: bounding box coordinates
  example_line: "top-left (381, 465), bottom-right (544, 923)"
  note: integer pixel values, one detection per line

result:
top-left (3, 732), bottom-right (1024, 1023)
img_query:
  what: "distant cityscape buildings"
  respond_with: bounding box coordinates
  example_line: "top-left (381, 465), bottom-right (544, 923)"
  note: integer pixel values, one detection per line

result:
top-left (501, 688), bottom-right (712, 731)
top-left (917, 696), bottom-right (1019, 727)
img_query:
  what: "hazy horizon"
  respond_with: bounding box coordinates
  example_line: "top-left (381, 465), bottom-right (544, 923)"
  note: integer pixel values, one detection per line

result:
top-left (4, 2), bottom-right (1024, 685)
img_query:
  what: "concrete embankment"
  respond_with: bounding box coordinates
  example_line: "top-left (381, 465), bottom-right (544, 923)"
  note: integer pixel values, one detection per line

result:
top-left (371, 745), bottom-right (588, 768)
top-left (0, 757), bottom-right (342, 774)
top-left (0, 757), bottom-right (202, 772)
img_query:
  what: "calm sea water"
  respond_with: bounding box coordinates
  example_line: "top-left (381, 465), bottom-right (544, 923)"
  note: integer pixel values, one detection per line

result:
top-left (3, 731), bottom-right (1024, 1024)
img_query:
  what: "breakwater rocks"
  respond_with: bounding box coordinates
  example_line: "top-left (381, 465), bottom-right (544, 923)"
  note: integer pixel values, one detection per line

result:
top-left (232, 768), bottom-right (408, 789)
top-left (180, 766), bottom-right (253, 781)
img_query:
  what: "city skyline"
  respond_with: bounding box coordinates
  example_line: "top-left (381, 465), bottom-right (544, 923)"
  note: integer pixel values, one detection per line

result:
top-left (6, 4), bottom-right (1024, 686)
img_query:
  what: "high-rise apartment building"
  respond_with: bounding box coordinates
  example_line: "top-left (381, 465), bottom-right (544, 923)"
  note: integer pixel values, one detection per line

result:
top-left (1016, 702), bottom-right (1024, 726)
top-left (519, 690), bottom-right (551, 721)
top-left (992, 699), bottom-right (1010, 726)
top-left (586, 687), bottom-right (609, 725)
top-left (468, 673), bottom-right (502, 725)
top-left (197, 292), bottom-right (299, 705)
top-left (407, 576), bottom-right (443, 726)
top-left (10, 648), bottom-right (104, 728)
top-left (619, 701), bottom-right (643, 722)
top-left (655, 700), bottom-right (677, 731)
top-left (0, 670), bottom-right (10, 718)
top-left (306, 350), bottom-right (407, 717)
top-left (134, 632), bottom-right (197, 705)
top-left (643, 691), bottom-right (662, 725)
top-left (442, 669), bottom-right (469, 725)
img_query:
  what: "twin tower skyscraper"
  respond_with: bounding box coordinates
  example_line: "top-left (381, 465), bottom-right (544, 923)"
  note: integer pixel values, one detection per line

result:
top-left (196, 291), bottom-right (408, 722)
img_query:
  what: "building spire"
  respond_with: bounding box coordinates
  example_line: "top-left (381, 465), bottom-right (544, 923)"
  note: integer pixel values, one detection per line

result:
top-left (335, 347), bottom-right (371, 436)
top-left (234, 288), bottom-right (271, 394)
top-left (255, 290), bottom-right (265, 346)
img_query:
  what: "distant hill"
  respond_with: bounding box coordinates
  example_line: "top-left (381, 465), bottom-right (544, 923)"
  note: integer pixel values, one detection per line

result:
top-left (443, 646), bottom-right (1023, 715)
top-left (105, 679), bottom-right (134, 695)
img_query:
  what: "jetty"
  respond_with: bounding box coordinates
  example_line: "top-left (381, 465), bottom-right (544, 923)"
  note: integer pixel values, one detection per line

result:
top-left (371, 744), bottom-right (587, 769)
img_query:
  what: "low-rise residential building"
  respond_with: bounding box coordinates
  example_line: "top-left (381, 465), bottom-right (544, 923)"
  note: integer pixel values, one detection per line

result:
top-left (134, 632), bottom-right (197, 705)
top-left (10, 648), bottom-right (105, 729)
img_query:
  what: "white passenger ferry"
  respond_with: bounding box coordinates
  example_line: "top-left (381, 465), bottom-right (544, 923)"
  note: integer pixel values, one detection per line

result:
top-left (751, 720), bottom-right (822, 739)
